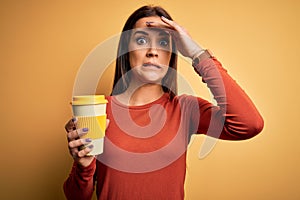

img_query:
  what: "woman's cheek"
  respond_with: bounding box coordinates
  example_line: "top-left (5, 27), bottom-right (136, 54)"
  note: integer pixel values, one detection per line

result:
top-left (130, 49), bottom-right (148, 67)
top-left (129, 51), bottom-right (139, 68)
top-left (161, 51), bottom-right (172, 66)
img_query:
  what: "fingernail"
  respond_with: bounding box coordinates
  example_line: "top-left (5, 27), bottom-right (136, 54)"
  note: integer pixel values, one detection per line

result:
top-left (85, 138), bottom-right (92, 143)
top-left (88, 144), bottom-right (94, 149)
top-left (82, 127), bottom-right (89, 132)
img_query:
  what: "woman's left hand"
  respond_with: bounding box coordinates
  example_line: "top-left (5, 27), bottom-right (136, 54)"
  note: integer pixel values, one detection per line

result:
top-left (160, 16), bottom-right (203, 59)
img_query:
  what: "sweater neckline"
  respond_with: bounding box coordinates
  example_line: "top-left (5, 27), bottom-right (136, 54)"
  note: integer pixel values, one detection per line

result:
top-left (110, 93), bottom-right (170, 109)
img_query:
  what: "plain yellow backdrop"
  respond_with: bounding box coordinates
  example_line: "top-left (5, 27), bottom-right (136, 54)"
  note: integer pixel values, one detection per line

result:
top-left (0, 0), bottom-right (299, 199)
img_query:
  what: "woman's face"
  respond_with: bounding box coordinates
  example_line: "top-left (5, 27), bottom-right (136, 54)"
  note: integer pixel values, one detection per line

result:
top-left (128, 16), bottom-right (172, 84)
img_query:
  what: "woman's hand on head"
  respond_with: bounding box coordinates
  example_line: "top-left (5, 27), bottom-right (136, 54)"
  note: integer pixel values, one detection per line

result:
top-left (160, 16), bottom-right (203, 59)
top-left (64, 118), bottom-right (95, 167)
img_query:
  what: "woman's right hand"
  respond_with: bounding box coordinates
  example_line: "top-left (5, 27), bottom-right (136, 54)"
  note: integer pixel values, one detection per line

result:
top-left (64, 118), bottom-right (95, 167)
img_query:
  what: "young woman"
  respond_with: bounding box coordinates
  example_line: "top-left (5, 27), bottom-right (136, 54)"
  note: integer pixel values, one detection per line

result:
top-left (64, 5), bottom-right (264, 200)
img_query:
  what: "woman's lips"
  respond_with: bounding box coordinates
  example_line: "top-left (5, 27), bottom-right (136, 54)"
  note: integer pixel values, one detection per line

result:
top-left (143, 62), bottom-right (161, 68)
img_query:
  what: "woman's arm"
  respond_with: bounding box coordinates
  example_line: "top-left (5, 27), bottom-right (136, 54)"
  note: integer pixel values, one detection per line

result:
top-left (159, 17), bottom-right (263, 140)
top-left (194, 57), bottom-right (264, 140)
top-left (64, 159), bottom-right (96, 200)
top-left (63, 159), bottom-right (96, 200)
top-left (63, 118), bottom-right (97, 199)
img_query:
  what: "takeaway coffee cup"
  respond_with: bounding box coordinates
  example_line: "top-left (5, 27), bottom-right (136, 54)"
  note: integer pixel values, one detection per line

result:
top-left (71, 95), bottom-right (107, 155)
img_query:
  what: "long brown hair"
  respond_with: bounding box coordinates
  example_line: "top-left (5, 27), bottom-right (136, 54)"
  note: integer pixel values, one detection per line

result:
top-left (111, 5), bottom-right (178, 99)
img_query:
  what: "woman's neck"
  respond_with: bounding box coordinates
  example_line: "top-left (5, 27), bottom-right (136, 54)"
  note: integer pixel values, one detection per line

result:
top-left (117, 83), bottom-right (164, 106)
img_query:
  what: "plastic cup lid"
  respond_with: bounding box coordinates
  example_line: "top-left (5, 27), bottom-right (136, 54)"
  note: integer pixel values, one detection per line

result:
top-left (72, 95), bottom-right (108, 105)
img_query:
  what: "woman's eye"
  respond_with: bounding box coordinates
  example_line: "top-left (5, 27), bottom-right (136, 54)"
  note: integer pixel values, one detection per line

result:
top-left (159, 40), bottom-right (169, 47)
top-left (136, 37), bottom-right (147, 45)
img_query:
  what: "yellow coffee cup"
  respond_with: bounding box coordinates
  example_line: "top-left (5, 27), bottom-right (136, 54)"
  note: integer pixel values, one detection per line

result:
top-left (71, 95), bottom-right (108, 155)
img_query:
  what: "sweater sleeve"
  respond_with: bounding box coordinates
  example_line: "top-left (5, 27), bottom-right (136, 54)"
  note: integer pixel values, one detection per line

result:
top-left (193, 57), bottom-right (264, 140)
top-left (63, 158), bottom-right (97, 200)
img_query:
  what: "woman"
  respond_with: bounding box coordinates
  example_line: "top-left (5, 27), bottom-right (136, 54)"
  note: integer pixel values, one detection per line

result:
top-left (64, 5), bottom-right (264, 200)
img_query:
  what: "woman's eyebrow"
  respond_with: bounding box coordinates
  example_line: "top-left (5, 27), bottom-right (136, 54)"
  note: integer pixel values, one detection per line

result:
top-left (158, 30), bottom-right (170, 36)
top-left (133, 30), bottom-right (149, 36)
top-left (133, 29), bottom-right (170, 36)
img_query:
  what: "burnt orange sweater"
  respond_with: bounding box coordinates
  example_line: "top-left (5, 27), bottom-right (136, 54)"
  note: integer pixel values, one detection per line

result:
top-left (64, 58), bottom-right (264, 200)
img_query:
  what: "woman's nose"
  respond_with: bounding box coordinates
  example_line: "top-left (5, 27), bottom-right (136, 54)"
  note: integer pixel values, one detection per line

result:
top-left (146, 45), bottom-right (158, 57)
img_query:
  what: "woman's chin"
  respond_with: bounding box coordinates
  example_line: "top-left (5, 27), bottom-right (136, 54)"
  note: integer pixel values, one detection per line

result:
top-left (132, 71), bottom-right (164, 85)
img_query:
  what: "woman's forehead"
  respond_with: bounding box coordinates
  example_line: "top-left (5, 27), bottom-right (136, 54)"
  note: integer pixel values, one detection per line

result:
top-left (132, 17), bottom-right (171, 37)
top-left (134, 16), bottom-right (162, 28)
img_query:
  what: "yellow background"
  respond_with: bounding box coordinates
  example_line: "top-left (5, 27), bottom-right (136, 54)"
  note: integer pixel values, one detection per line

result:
top-left (1, 0), bottom-right (299, 199)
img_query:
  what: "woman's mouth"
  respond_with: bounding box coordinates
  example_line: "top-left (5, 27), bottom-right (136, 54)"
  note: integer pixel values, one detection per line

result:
top-left (143, 62), bottom-right (161, 69)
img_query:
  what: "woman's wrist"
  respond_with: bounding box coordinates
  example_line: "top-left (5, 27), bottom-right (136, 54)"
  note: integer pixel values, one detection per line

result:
top-left (192, 49), bottom-right (214, 67)
top-left (76, 157), bottom-right (96, 169)
top-left (192, 48), bottom-right (206, 60)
